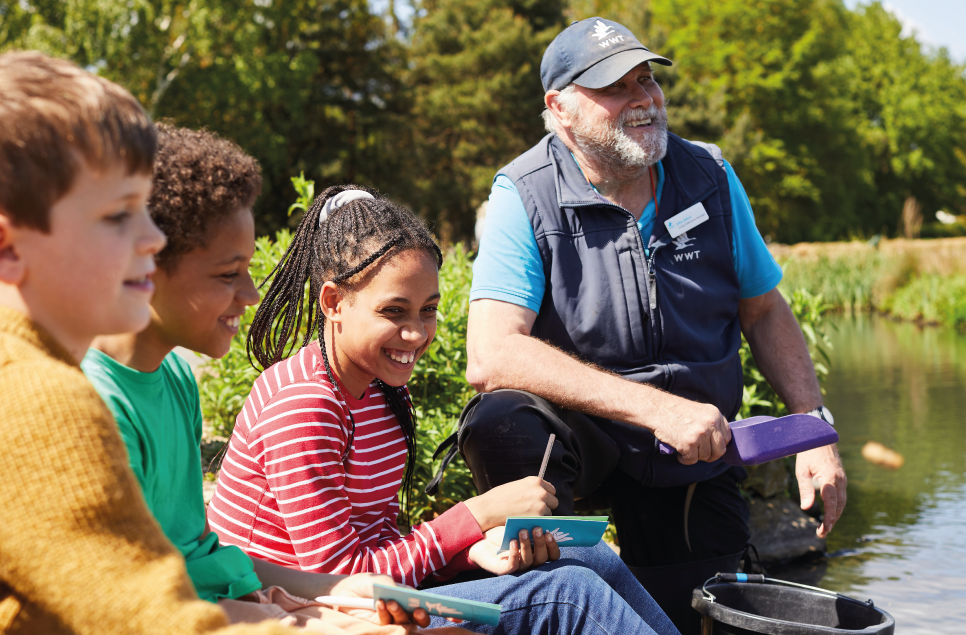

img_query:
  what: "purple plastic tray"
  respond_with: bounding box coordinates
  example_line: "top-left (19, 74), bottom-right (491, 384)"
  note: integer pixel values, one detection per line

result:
top-left (658, 414), bottom-right (839, 466)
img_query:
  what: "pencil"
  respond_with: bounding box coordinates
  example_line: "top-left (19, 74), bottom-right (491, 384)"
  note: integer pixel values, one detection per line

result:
top-left (538, 434), bottom-right (555, 480)
top-left (314, 596), bottom-right (376, 610)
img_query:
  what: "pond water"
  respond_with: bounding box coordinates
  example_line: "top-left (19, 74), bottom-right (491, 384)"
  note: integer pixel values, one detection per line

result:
top-left (774, 313), bottom-right (966, 633)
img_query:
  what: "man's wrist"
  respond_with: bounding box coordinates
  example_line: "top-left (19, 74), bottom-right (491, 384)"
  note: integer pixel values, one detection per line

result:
top-left (629, 382), bottom-right (670, 434)
top-left (805, 405), bottom-right (834, 427)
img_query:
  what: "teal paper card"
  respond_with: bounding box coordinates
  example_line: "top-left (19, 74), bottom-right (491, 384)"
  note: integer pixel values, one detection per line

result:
top-left (498, 516), bottom-right (609, 553)
top-left (372, 583), bottom-right (502, 626)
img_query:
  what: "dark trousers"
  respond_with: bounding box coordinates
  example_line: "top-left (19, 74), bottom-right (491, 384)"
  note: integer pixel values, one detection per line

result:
top-left (457, 390), bottom-right (751, 635)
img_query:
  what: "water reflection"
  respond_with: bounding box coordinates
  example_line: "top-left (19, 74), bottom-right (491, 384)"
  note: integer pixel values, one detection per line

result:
top-left (778, 314), bottom-right (966, 633)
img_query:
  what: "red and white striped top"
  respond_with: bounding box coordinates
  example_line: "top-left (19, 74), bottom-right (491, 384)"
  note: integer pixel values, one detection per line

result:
top-left (207, 341), bottom-right (483, 587)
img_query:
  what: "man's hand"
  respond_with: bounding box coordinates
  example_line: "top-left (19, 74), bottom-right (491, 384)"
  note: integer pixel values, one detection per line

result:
top-left (328, 573), bottom-right (431, 627)
top-left (463, 476), bottom-right (558, 532)
top-left (644, 392), bottom-right (732, 465)
top-left (467, 525), bottom-right (561, 575)
top-left (796, 444), bottom-right (847, 538)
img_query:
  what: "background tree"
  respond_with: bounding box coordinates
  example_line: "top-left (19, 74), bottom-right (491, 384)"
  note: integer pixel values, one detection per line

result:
top-left (841, 3), bottom-right (966, 230)
top-left (403, 0), bottom-right (566, 240)
top-left (155, 0), bottom-right (409, 236)
top-left (648, 0), bottom-right (966, 242)
top-left (2, 0), bottom-right (964, 243)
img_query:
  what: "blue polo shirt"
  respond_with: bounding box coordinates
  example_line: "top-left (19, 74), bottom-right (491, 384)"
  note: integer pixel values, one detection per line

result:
top-left (471, 158), bottom-right (782, 312)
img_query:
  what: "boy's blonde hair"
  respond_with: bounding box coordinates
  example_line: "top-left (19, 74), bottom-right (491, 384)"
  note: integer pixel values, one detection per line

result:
top-left (0, 51), bottom-right (156, 232)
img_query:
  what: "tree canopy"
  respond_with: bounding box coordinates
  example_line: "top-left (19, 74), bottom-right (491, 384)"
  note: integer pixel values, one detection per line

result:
top-left (2, 0), bottom-right (963, 243)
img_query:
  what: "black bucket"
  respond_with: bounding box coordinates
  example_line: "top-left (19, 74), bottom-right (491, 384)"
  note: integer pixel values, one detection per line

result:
top-left (691, 574), bottom-right (895, 635)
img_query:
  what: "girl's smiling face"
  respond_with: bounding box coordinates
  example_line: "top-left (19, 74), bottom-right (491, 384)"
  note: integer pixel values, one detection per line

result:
top-left (323, 248), bottom-right (440, 398)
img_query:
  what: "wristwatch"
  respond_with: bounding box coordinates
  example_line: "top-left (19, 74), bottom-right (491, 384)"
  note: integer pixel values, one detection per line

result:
top-left (805, 405), bottom-right (835, 427)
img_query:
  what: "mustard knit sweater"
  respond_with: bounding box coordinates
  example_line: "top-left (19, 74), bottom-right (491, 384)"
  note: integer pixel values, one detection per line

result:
top-left (0, 307), bottom-right (295, 635)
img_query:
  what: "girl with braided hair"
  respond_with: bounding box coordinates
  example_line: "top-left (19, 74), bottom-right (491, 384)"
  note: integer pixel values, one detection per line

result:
top-left (207, 186), bottom-right (679, 635)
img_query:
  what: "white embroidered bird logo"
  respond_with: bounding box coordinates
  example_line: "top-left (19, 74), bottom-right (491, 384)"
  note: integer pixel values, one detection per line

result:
top-left (673, 232), bottom-right (696, 250)
top-left (548, 528), bottom-right (574, 543)
top-left (592, 20), bottom-right (615, 40)
top-left (423, 601), bottom-right (463, 617)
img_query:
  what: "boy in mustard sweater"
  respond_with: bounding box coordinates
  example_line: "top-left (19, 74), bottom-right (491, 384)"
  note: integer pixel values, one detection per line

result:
top-left (0, 52), bottom-right (456, 635)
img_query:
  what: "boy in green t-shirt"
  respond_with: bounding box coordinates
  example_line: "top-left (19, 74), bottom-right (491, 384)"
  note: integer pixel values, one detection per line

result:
top-left (82, 125), bottom-right (447, 632)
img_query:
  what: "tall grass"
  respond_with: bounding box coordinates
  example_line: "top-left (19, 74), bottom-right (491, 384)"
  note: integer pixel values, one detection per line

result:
top-left (882, 274), bottom-right (966, 329)
top-left (773, 238), bottom-right (966, 330)
top-left (778, 252), bottom-right (887, 311)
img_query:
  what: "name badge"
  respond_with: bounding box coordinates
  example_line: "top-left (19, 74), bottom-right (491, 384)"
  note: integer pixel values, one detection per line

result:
top-left (664, 202), bottom-right (709, 239)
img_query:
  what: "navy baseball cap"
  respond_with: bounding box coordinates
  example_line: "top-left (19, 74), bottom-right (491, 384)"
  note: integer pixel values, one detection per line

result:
top-left (540, 17), bottom-right (672, 92)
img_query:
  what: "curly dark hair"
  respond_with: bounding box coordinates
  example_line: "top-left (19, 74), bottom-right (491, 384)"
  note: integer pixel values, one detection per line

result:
top-left (150, 123), bottom-right (262, 269)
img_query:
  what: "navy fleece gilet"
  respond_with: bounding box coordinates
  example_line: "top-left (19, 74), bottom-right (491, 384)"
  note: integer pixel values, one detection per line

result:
top-left (499, 133), bottom-right (743, 486)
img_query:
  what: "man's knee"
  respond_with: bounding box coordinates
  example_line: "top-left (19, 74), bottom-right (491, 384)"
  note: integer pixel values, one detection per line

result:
top-left (461, 391), bottom-right (556, 453)
top-left (459, 390), bottom-right (558, 491)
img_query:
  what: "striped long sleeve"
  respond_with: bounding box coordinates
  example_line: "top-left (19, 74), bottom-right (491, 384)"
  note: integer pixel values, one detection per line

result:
top-left (208, 343), bottom-right (483, 588)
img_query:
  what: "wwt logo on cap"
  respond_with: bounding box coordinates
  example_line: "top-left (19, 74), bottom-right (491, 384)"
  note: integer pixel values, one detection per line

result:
top-left (592, 20), bottom-right (615, 40)
top-left (592, 19), bottom-right (626, 48)
top-left (540, 16), bottom-right (672, 92)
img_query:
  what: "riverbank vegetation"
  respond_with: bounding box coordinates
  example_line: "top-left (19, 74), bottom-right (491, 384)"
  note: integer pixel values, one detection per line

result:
top-left (773, 238), bottom-right (966, 329)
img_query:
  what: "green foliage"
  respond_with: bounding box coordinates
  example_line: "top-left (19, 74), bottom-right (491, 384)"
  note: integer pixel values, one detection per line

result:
top-left (640, 0), bottom-right (966, 243)
top-left (739, 288), bottom-right (833, 420)
top-left (881, 274), bottom-right (966, 330)
top-left (5, 0), bottom-right (964, 244)
top-left (404, 0), bottom-right (566, 240)
top-left (778, 250), bottom-right (887, 311)
top-left (842, 4), bottom-right (966, 224)
top-left (2, 0), bottom-right (410, 237)
top-left (287, 172), bottom-right (315, 218)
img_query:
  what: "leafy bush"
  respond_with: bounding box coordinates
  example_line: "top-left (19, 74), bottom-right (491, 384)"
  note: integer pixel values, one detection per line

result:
top-left (881, 274), bottom-right (966, 330)
top-left (778, 252), bottom-right (886, 311)
top-left (739, 288), bottom-right (833, 420)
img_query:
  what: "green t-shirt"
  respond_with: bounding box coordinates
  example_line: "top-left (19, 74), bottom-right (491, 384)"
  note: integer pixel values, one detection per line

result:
top-left (82, 349), bottom-right (261, 602)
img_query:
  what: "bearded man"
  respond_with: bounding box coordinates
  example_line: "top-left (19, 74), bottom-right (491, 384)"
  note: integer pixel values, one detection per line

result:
top-left (429, 17), bottom-right (847, 634)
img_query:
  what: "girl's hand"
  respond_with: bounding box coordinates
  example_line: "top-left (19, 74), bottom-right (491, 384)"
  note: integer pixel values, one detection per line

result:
top-left (464, 476), bottom-right (558, 532)
top-left (467, 525), bottom-right (561, 575)
top-left (328, 573), bottom-right (431, 627)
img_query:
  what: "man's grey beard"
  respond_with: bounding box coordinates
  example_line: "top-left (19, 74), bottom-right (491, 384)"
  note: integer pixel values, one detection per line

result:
top-left (569, 104), bottom-right (668, 177)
